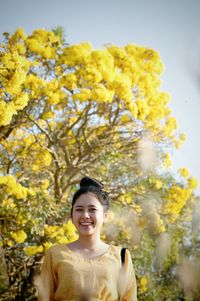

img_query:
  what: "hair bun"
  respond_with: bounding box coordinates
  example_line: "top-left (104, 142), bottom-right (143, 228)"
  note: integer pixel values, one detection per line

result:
top-left (80, 177), bottom-right (104, 190)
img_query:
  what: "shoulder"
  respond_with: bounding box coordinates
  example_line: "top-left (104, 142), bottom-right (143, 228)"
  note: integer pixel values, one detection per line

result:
top-left (109, 244), bottom-right (130, 254)
top-left (44, 243), bottom-right (67, 256)
top-left (109, 244), bottom-right (122, 252)
top-left (109, 244), bottom-right (124, 260)
top-left (42, 244), bottom-right (72, 266)
top-left (110, 245), bottom-right (133, 263)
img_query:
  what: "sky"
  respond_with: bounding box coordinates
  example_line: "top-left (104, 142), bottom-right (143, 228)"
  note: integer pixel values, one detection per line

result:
top-left (1, 0), bottom-right (200, 193)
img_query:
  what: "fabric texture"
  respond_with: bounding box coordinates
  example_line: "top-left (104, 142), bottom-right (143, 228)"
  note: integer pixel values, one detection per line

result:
top-left (37, 244), bottom-right (137, 301)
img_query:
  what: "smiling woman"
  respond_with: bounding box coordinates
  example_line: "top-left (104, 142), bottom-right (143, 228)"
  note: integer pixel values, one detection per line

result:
top-left (36, 177), bottom-right (137, 301)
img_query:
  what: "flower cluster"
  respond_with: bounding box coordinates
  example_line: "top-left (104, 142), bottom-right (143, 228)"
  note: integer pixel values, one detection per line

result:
top-left (23, 245), bottom-right (44, 256)
top-left (10, 230), bottom-right (27, 244)
top-left (0, 175), bottom-right (30, 199)
top-left (164, 185), bottom-right (192, 222)
top-left (44, 220), bottom-right (78, 246)
top-left (140, 276), bottom-right (148, 293)
top-left (0, 29), bottom-right (31, 125)
top-left (25, 29), bottom-right (60, 59)
top-left (56, 42), bottom-right (176, 140)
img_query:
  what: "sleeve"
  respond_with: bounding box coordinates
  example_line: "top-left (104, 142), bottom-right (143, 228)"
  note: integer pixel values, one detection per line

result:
top-left (35, 248), bottom-right (57, 301)
top-left (119, 249), bottom-right (137, 301)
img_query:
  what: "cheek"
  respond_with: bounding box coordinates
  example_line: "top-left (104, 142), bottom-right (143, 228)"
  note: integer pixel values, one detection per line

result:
top-left (96, 212), bottom-right (106, 222)
top-left (71, 211), bottom-right (77, 223)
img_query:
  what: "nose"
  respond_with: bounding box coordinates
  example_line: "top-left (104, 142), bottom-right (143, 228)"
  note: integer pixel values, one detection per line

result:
top-left (81, 210), bottom-right (90, 218)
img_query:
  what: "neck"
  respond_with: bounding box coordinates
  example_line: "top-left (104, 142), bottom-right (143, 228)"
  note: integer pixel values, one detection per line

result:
top-left (77, 235), bottom-right (103, 250)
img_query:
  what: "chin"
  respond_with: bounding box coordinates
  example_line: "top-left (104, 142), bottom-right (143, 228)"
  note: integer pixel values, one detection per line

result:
top-left (78, 227), bottom-right (96, 236)
top-left (79, 231), bottom-right (94, 237)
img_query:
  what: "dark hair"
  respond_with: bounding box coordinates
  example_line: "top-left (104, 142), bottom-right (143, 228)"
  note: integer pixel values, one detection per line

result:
top-left (71, 177), bottom-right (109, 215)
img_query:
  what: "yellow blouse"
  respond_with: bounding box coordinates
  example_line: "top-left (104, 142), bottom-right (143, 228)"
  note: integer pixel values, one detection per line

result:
top-left (36, 244), bottom-right (137, 301)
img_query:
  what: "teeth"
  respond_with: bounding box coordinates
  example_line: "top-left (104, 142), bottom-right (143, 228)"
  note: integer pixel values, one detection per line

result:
top-left (80, 223), bottom-right (92, 225)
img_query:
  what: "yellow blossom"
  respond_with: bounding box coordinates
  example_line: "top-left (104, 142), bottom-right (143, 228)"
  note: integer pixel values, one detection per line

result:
top-left (179, 168), bottom-right (189, 178)
top-left (79, 64), bottom-right (102, 85)
top-left (11, 230), bottom-right (27, 243)
top-left (163, 153), bottom-right (172, 168)
top-left (63, 220), bottom-right (77, 237)
top-left (108, 77), bottom-right (132, 103)
top-left (136, 98), bottom-right (150, 121)
top-left (173, 132), bottom-right (187, 149)
top-left (41, 111), bottom-right (55, 120)
top-left (44, 225), bottom-right (59, 238)
top-left (120, 114), bottom-right (131, 123)
top-left (11, 28), bottom-right (26, 41)
top-left (6, 68), bottom-right (27, 95)
top-left (60, 73), bottom-right (78, 90)
top-left (187, 177), bottom-right (198, 189)
top-left (60, 42), bottom-right (92, 66)
top-left (91, 84), bottom-right (114, 103)
top-left (47, 92), bottom-right (60, 105)
top-left (41, 179), bottom-right (50, 190)
top-left (16, 214), bottom-right (27, 226)
top-left (56, 237), bottom-right (69, 244)
top-left (43, 242), bottom-right (54, 251)
top-left (6, 240), bottom-right (14, 247)
top-left (163, 117), bottom-right (178, 137)
top-left (2, 198), bottom-right (16, 208)
top-left (89, 49), bottom-right (115, 81)
top-left (31, 149), bottom-right (52, 171)
top-left (0, 175), bottom-right (29, 199)
top-left (125, 194), bottom-right (133, 204)
top-left (124, 228), bottom-right (132, 239)
top-left (14, 92), bottom-right (29, 110)
top-left (26, 29), bottom-right (60, 59)
top-left (0, 101), bottom-right (16, 126)
top-left (155, 180), bottom-right (163, 189)
top-left (164, 185), bottom-right (192, 221)
top-left (73, 88), bottom-right (91, 102)
top-left (132, 203), bottom-right (142, 214)
top-left (23, 245), bottom-right (44, 256)
top-left (140, 276), bottom-right (148, 293)
top-left (16, 43), bottom-right (26, 55)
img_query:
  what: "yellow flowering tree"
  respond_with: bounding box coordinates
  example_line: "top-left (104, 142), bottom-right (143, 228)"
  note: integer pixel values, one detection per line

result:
top-left (0, 28), bottom-right (199, 300)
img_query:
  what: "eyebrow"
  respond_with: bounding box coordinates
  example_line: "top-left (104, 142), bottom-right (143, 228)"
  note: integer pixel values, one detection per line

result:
top-left (74, 205), bottom-right (97, 208)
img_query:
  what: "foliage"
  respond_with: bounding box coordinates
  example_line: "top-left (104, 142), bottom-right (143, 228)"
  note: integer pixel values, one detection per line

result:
top-left (0, 27), bottom-right (199, 300)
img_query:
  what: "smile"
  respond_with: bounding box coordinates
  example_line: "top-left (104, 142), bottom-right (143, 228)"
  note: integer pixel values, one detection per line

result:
top-left (80, 222), bottom-right (93, 226)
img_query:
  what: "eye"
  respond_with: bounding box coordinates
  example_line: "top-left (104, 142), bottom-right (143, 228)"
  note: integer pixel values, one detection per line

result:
top-left (75, 208), bottom-right (82, 212)
top-left (89, 208), bottom-right (97, 212)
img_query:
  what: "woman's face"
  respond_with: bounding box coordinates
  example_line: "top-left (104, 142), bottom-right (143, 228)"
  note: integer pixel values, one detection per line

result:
top-left (71, 193), bottom-right (107, 237)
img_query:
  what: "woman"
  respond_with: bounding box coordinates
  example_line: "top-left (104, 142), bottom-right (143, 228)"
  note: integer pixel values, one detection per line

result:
top-left (37, 177), bottom-right (137, 301)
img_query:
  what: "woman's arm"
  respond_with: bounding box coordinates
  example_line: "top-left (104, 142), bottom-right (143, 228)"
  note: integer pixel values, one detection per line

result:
top-left (35, 248), bottom-right (57, 301)
top-left (119, 249), bottom-right (137, 301)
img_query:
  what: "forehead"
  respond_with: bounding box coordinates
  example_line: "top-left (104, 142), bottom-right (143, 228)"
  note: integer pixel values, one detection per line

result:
top-left (74, 193), bottom-right (102, 207)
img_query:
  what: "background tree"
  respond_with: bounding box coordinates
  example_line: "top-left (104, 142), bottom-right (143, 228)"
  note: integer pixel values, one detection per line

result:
top-left (0, 28), bottom-right (199, 300)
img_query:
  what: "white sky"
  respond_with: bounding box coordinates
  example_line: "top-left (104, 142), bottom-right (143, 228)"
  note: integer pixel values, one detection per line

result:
top-left (1, 0), bottom-right (200, 193)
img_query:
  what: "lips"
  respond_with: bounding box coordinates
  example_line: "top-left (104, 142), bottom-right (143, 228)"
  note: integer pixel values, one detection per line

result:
top-left (80, 222), bottom-right (93, 226)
